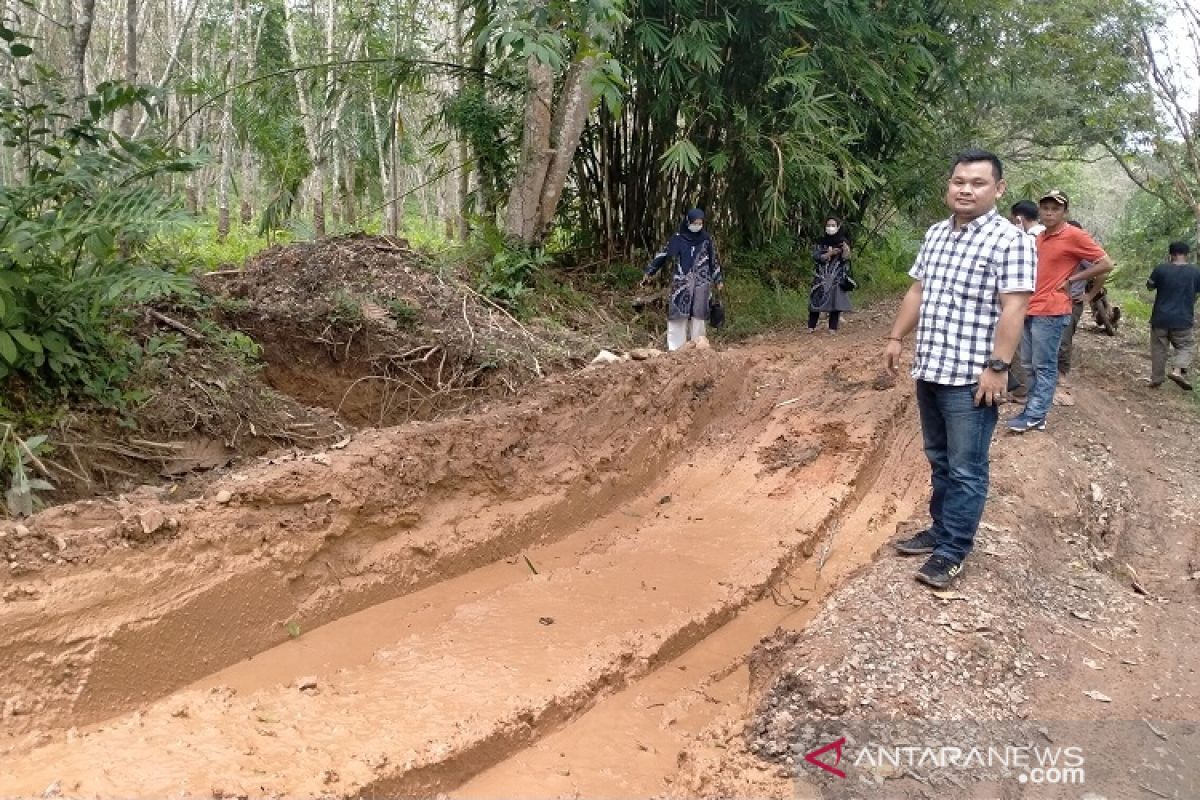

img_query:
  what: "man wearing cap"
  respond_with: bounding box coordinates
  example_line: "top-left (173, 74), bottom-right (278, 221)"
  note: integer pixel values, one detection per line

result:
top-left (1006, 200), bottom-right (1044, 399)
top-left (884, 149), bottom-right (1035, 589)
top-left (1008, 190), bottom-right (1113, 432)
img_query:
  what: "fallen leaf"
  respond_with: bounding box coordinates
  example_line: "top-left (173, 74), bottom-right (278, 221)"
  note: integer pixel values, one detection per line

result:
top-left (1083, 690), bottom-right (1112, 703)
top-left (931, 591), bottom-right (968, 602)
top-left (1082, 658), bottom-right (1104, 671)
top-left (1070, 609), bottom-right (1093, 621)
top-left (161, 438), bottom-right (233, 476)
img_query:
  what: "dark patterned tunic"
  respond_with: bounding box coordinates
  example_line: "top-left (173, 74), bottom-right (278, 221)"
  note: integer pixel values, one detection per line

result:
top-left (645, 233), bottom-right (724, 321)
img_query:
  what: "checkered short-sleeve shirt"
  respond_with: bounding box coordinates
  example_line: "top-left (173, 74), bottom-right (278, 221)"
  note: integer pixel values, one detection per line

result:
top-left (908, 209), bottom-right (1037, 386)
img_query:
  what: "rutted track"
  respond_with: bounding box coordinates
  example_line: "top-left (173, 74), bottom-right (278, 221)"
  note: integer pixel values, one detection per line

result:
top-left (0, 324), bottom-right (922, 798)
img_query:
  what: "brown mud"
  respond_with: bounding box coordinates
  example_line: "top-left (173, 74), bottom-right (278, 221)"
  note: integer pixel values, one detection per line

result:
top-left (2, 307), bottom-right (1197, 799)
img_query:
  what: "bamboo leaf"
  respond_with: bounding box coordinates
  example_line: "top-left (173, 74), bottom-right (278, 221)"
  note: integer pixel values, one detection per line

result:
top-left (660, 139), bottom-right (702, 175)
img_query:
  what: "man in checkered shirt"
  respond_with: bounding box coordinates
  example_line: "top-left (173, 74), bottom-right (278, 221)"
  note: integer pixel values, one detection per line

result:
top-left (884, 149), bottom-right (1036, 589)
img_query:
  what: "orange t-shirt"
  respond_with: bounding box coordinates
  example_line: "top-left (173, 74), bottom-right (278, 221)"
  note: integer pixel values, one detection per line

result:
top-left (1030, 225), bottom-right (1108, 315)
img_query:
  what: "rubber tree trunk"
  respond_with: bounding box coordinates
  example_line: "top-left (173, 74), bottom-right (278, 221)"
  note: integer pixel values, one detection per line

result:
top-left (67, 0), bottom-right (97, 104)
top-left (216, 0), bottom-right (240, 242)
top-left (120, 0), bottom-right (136, 135)
top-left (501, 56), bottom-right (554, 245)
top-left (502, 53), bottom-right (597, 246)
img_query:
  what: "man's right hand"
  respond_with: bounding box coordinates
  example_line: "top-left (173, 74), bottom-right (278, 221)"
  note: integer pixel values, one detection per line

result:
top-left (884, 338), bottom-right (903, 375)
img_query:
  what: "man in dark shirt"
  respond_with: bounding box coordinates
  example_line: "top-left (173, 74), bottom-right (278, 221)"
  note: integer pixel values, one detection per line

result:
top-left (1147, 241), bottom-right (1200, 390)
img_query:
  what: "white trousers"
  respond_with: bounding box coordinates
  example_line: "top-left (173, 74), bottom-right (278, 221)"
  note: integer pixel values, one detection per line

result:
top-left (667, 318), bottom-right (707, 351)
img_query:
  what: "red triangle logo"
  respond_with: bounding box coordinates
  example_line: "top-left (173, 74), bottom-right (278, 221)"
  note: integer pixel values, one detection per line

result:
top-left (804, 736), bottom-right (848, 778)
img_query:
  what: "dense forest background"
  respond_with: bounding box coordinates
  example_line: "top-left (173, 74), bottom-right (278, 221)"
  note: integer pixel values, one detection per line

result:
top-left (1, 0), bottom-right (1199, 415)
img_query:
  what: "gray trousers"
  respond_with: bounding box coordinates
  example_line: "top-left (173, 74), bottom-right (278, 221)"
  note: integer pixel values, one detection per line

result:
top-left (1151, 327), bottom-right (1195, 382)
top-left (1057, 301), bottom-right (1085, 376)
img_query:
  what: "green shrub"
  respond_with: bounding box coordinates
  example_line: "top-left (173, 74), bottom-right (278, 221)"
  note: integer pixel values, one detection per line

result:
top-left (0, 29), bottom-right (199, 409)
top-left (853, 222), bottom-right (921, 301)
top-left (0, 423), bottom-right (53, 517)
top-left (386, 297), bottom-right (420, 327)
top-left (480, 243), bottom-right (551, 313)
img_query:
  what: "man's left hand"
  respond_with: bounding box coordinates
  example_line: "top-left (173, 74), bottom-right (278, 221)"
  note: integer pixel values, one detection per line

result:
top-left (975, 368), bottom-right (1008, 406)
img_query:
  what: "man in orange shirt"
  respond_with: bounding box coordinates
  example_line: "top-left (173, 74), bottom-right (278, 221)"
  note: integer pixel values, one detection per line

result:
top-left (1008, 190), bottom-right (1114, 432)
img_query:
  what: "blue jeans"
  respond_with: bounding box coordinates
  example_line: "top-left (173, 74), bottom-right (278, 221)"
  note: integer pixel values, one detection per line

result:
top-left (916, 381), bottom-right (998, 564)
top-left (1019, 314), bottom-right (1072, 420)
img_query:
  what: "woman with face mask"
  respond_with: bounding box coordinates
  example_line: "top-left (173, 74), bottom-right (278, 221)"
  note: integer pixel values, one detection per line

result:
top-left (809, 217), bottom-right (853, 333)
top-left (640, 208), bottom-right (725, 350)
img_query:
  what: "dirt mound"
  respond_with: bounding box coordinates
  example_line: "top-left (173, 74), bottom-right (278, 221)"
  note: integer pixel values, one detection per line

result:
top-left (7, 326), bottom-right (347, 517)
top-left (210, 234), bottom-right (604, 427)
top-left (8, 234), bottom-right (627, 515)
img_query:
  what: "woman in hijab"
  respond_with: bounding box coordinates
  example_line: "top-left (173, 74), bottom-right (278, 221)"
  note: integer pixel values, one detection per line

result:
top-left (640, 208), bottom-right (725, 351)
top-left (809, 216), bottom-right (853, 333)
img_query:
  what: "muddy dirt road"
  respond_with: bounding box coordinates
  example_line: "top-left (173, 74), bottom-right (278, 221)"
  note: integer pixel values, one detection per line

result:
top-left (2, 310), bottom-right (1197, 799)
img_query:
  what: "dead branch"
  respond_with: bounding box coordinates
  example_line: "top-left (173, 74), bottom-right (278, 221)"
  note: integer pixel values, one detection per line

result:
top-left (148, 309), bottom-right (206, 341)
top-left (461, 295), bottom-right (476, 356)
top-left (16, 438), bottom-right (55, 481)
top-left (128, 438), bottom-right (185, 450)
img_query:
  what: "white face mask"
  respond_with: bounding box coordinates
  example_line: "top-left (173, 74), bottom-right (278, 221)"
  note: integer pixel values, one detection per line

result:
top-left (825, 224), bottom-right (839, 235)
top-left (688, 223), bottom-right (703, 232)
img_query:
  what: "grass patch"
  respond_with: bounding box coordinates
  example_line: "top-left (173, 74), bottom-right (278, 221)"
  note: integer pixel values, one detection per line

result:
top-left (171, 223), bottom-right (292, 272)
top-left (720, 277), bottom-right (811, 337)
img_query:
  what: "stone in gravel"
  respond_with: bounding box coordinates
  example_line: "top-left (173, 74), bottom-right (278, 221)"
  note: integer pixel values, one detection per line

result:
top-left (591, 350), bottom-right (625, 365)
top-left (139, 510), bottom-right (167, 535)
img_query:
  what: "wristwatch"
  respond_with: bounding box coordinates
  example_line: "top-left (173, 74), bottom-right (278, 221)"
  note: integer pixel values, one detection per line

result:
top-left (985, 358), bottom-right (1010, 372)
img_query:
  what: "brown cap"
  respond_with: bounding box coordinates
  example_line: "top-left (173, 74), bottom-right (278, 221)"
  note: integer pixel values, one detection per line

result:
top-left (1039, 189), bottom-right (1069, 208)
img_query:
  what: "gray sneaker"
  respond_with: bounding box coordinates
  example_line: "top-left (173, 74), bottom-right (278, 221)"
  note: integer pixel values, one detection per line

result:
top-left (893, 529), bottom-right (937, 555)
top-left (1169, 368), bottom-right (1193, 391)
top-left (915, 554), bottom-right (964, 589)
